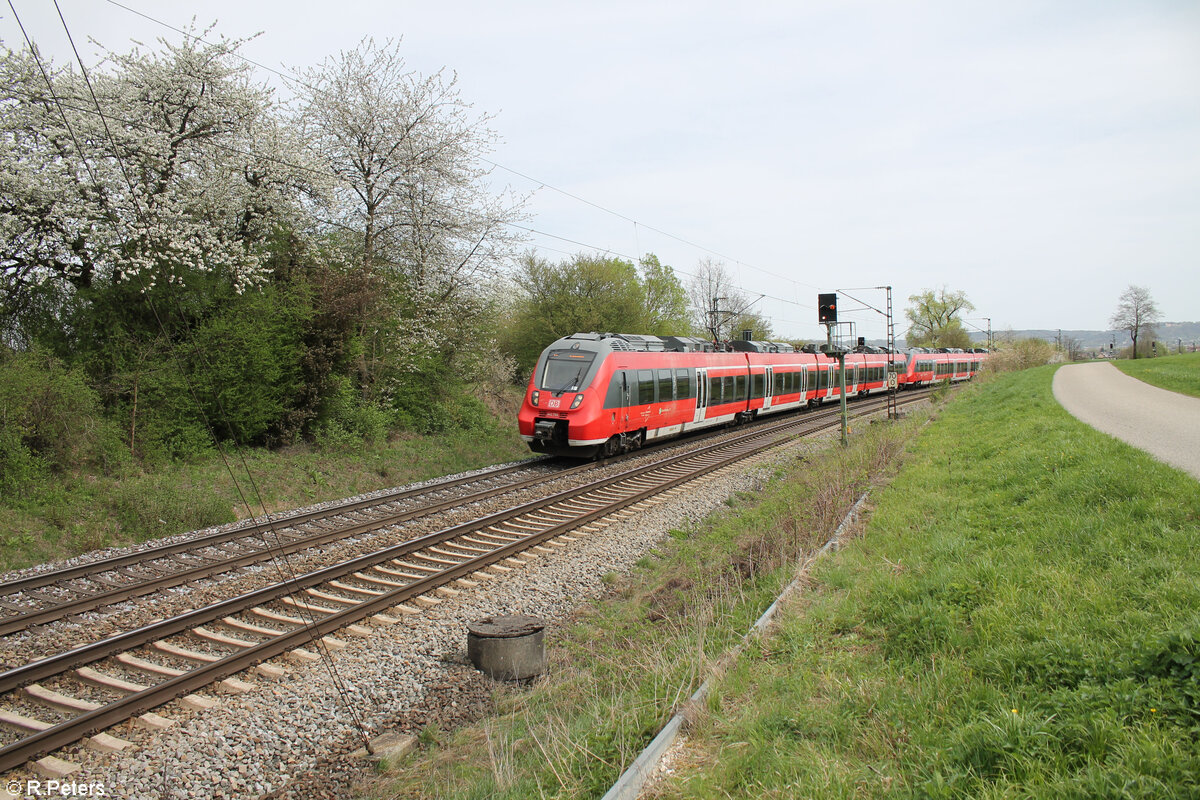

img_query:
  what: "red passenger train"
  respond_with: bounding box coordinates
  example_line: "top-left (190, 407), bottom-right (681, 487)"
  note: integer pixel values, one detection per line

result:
top-left (518, 333), bottom-right (986, 458)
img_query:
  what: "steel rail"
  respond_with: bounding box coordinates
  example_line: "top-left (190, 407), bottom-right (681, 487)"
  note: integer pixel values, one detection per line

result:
top-left (0, 392), bottom-right (894, 637)
top-left (0, 390), bottom-right (929, 772)
top-left (0, 458), bottom-right (556, 597)
top-left (0, 461), bottom-right (602, 637)
top-left (0, 400), bottom-right (855, 692)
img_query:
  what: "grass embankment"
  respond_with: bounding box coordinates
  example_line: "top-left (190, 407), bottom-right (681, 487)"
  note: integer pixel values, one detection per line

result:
top-left (1113, 350), bottom-right (1200, 398)
top-left (362, 405), bottom-right (930, 799)
top-left (653, 365), bottom-right (1200, 798)
top-left (0, 419), bottom-right (530, 573)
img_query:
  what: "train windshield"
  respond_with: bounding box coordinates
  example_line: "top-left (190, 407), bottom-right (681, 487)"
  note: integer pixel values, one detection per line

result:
top-left (541, 350), bottom-right (596, 392)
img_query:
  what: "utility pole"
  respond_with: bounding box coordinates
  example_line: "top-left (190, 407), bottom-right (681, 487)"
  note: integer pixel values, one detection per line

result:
top-left (835, 286), bottom-right (898, 421)
top-left (709, 296), bottom-right (729, 344)
top-left (985, 317), bottom-right (992, 350)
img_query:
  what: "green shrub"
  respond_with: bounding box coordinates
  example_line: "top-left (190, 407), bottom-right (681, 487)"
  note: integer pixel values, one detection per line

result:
top-left (387, 372), bottom-right (496, 435)
top-left (187, 285), bottom-right (309, 445)
top-left (312, 374), bottom-right (394, 447)
top-left (0, 348), bottom-right (126, 495)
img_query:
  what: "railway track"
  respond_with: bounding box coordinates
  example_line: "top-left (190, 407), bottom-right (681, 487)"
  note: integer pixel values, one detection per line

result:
top-left (0, 459), bottom-right (577, 638)
top-left (0, 390), bottom-right (928, 775)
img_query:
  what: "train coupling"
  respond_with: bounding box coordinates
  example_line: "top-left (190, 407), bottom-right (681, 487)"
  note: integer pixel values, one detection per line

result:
top-left (533, 418), bottom-right (568, 446)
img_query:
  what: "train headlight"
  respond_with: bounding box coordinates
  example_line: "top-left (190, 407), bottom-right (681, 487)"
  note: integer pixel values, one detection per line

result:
top-left (531, 390), bottom-right (540, 406)
top-left (569, 394), bottom-right (584, 410)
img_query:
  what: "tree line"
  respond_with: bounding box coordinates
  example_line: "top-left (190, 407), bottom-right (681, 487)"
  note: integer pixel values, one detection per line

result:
top-left (0, 31), bottom-right (775, 492)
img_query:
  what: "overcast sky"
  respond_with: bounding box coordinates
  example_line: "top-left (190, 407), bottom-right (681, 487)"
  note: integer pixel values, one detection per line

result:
top-left (4, 0), bottom-right (1198, 341)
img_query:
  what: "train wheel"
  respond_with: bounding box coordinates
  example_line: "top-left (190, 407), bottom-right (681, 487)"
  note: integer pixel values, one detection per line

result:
top-left (599, 436), bottom-right (621, 460)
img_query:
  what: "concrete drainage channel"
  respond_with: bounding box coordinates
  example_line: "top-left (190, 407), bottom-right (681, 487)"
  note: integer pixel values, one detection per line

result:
top-left (600, 491), bottom-right (872, 800)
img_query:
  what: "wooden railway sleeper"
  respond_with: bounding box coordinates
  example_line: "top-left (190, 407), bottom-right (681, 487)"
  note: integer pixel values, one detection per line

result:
top-left (535, 509), bottom-right (579, 521)
top-left (218, 616), bottom-right (289, 638)
top-left (462, 532), bottom-right (519, 545)
top-left (352, 571), bottom-right (406, 589)
top-left (408, 552), bottom-right (462, 568)
top-left (435, 541), bottom-right (491, 555)
top-left (304, 588), bottom-right (359, 607)
top-left (370, 564), bottom-right (426, 581)
top-left (389, 559), bottom-right (439, 573)
top-left (326, 580), bottom-right (383, 597)
top-left (490, 522), bottom-right (541, 533)
top-left (427, 545), bottom-right (481, 559)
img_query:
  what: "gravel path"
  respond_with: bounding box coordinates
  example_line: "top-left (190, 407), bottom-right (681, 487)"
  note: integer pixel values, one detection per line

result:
top-left (1052, 362), bottom-right (1200, 480)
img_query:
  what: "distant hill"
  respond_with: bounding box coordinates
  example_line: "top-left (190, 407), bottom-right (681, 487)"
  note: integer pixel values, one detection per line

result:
top-left (880, 321), bottom-right (1200, 351)
top-left (970, 321), bottom-right (1200, 351)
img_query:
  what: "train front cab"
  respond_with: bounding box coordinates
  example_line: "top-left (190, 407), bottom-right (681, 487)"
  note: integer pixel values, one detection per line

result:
top-left (519, 340), bottom-right (610, 457)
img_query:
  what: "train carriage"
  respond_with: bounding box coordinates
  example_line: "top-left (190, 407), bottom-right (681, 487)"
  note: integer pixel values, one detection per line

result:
top-left (519, 333), bottom-right (985, 458)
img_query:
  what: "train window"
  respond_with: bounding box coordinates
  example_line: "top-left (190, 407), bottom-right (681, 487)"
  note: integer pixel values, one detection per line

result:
top-left (772, 371), bottom-right (784, 396)
top-left (657, 368), bottom-right (674, 401)
top-left (638, 370), bottom-right (655, 405)
top-left (709, 376), bottom-right (722, 404)
top-left (604, 372), bottom-right (625, 409)
top-left (540, 349), bottom-right (596, 391)
top-left (751, 373), bottom-right (764, 399)
top-left (676, 369), bottom-right (691, 399)
top-left (722, 375), bottom-right (734, 402)
top-left (734, 374), bottom-right (746, 400)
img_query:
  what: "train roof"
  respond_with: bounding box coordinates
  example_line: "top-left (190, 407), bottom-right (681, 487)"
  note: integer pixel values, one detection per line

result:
top-left (552, 333), bottom-right (722, 354)
top-left (552, 333), bottom-right (988, 358)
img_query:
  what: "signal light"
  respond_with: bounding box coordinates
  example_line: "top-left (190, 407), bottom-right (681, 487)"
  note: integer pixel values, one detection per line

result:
top-left (818, 293), bottom-right (837, 323)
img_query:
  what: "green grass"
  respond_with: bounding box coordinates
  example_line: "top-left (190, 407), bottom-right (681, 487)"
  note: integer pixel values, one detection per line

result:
top-left (1113, 351), bottom-right (1200, 398)
top-left (361, 407), bottom-right (932, 799)
top-left (0, 416), bottom-right (531, 572)
top-left (654, 366), bottom-right (1200, 798)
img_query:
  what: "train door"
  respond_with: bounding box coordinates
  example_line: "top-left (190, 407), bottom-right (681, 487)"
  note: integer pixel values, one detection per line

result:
top-left (799, 366), bottom-right (808, 397)
top-left (762, 366), bottom-right (773, 410)
top-left (617, 371), bottom-right (632, 430)
top-left (693, 368), bottom-right (707, 423)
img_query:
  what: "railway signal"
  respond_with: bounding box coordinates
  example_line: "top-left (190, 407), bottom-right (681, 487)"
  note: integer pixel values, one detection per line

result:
top-left (818, 293), bottom-right (838, 323)
top-left (819, 293), bottom-right (848, 446)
